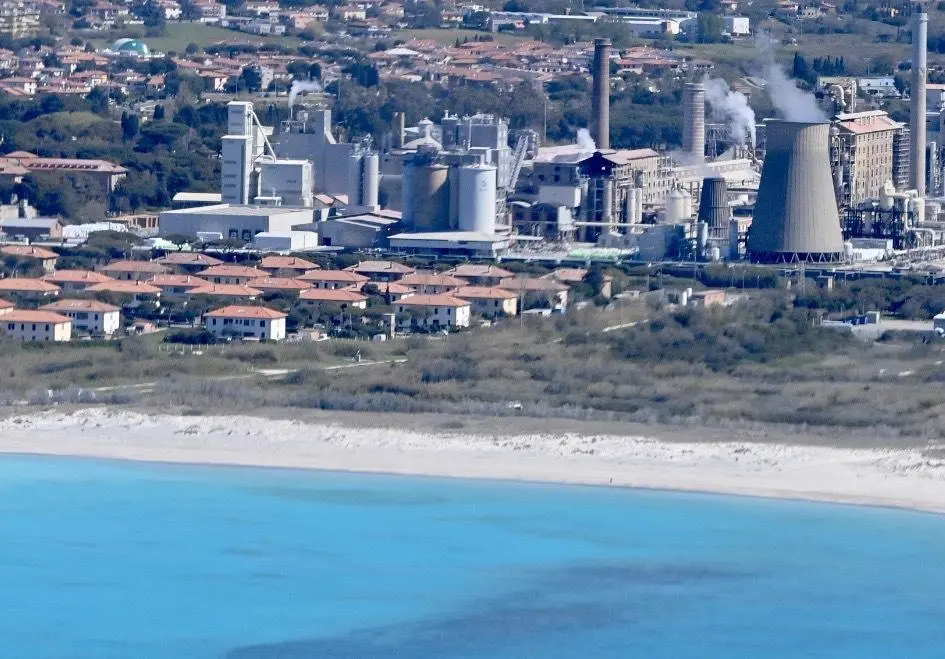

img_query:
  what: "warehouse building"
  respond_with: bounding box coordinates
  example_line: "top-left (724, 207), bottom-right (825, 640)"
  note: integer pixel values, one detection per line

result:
top-left (158, 204), bottom-right (315, 241)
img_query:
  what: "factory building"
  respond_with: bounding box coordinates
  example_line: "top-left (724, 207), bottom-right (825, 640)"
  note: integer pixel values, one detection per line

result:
top-left (275, 108), bottom-right (355, 197)
top-left (158, 205), bottom-right (315, 241)
top-left (833, 111), bottom-right (906, 207)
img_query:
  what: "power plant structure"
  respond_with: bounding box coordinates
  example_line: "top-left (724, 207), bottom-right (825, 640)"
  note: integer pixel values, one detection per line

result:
top-left (591, 38), bottom-right (611, 150)
top-left (682, 83), bottom-right (706, 164)
top-left (911, 5), bottom-right (928, 196)
top-left (748, 121), bottom-right (844, 263)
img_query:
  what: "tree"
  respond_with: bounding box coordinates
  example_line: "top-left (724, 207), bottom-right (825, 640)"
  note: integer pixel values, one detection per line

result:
top-left (153, 104), bottom-right (165, 120)
top-left (120, 112), bottom-right (140, 141)
top-left (239, 66), bottom-right (263, 93)
top-left (696, 13), bottom-right (725, 44)
top-left (184, 42), bottom-right (199, 55)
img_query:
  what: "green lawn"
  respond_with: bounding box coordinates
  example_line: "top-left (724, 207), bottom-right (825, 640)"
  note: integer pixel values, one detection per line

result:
top-left (87, 23), bottom-right (302, 54)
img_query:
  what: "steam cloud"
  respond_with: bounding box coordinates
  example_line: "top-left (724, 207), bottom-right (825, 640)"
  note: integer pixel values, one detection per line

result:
top-left (289, 80), bottom-right (322, 109)
top-left (703, 77), bottom-right (756, 146)
top-left (756, 34), bottom-right (826, 122)
top-left (576, 128), bottom-right (597, 153)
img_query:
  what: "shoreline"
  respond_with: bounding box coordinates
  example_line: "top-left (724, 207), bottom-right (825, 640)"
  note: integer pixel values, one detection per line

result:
top-left (1, 408), bottom-right (944, 515)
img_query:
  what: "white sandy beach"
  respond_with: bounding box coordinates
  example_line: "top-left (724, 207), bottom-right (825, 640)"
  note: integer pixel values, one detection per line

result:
top-left (1, 408), bottom-right (944, 514)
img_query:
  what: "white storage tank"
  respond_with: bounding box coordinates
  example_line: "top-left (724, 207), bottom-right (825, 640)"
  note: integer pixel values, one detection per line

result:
top-left (403, 161), bottom-right (450, 231)
top-left (457, 164), bottom-right (497, 234)
top-left (362, 152), bottom-right (379, 207)
top-left (665, 188), bottom-right (686, 224)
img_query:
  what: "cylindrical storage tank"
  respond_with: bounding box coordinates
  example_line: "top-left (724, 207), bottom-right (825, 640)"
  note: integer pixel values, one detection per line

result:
top-left (635, 188), bottom-right (644, 223)
top-left (843, 241), bottom-right (854, 261)
top-left (913, 196), bottom-right (926, 225)
top-left (665, 188), bottom-right (686, 224)
top-left (879, 180), bottom-right (895, 210)
top-left (602, 179), bottom-right (614, 223)
top-left (347, 153), bottom-right (363, 206)
top-left (458, 164), bottom-right (497, 234)
top-left (403, 162), bottom-right (450, 232)
top-left (361, 153), bottom-right (379, 207)
top-left (682, 82), bottom-right (706, 163)
top-left (697, 221), bottom-right (708, 251)
top-left (708, 244), bottom-right (721, 262)
top-left (626, 187), bottom-right (642, 224)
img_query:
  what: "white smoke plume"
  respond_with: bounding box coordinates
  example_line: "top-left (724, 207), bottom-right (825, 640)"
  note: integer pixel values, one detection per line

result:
top-left (576, 128), bottom-right (597, 153)
top-left (756, 34), bottom-right (826, 122)
top-left (703, 77), bottom-right (756, 146)
top-left (289, 79), bottom-right (322, 110)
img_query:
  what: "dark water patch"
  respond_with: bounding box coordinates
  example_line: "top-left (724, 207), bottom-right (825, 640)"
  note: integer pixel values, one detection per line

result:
top-left (224, 560), bottom-right (750, 659)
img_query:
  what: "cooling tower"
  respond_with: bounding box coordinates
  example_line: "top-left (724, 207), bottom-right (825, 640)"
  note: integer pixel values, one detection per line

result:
top-left (591, 38), bottom-right (611, 150)
top-left (682, 83), bottom-right (706, 164)
top-left (697, 177), bottom-right (729, 239)
top-left (747, 121), bottom-right (844, 263)
top-left (911, 6), bottom-right (928, 195)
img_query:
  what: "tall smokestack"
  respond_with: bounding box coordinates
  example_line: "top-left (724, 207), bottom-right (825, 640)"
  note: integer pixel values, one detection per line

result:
top-left (592, 38), bottom-right (611, 150)
top-left (683, 82), bottom-right (706, 163)
top-left (393, 111), bottom-right (405, 149)
top-left (911, 4), bottom-right (928, 195)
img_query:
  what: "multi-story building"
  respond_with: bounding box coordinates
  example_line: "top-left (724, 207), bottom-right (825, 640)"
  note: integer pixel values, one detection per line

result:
top-left (40, 299), bottom-right (121, 337)
top-left (835, 111), bottom-right (906, 206)
top-left (1, 309), bottom-right (71, 341)
top-left (204, 305), bottom-right (287, 341)
top-left (395, 294), bottom-right (471, 329)
top-left (0, 1), bottom-right (40, 38)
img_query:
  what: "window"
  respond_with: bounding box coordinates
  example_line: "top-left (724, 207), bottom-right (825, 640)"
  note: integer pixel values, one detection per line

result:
top-left (260, 320), bottom-right (266, 327)
top-left (31, 324), bottom-right (36, 331)
top-left (45, 325), bottom-right (50, 331)
top-left (6, 323), bottom-right (12, 330)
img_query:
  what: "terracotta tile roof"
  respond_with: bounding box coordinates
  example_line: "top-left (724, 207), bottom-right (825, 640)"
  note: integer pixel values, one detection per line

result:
top-left (370, 282), bottom-right (415, 295)
top-left (447, 264), bottom-right (514, 278)
top-left (43, 270), bottom-right (113, 284)
top-left (148, 274), bottom-right (211, 288)
top-left (0, 245), bottom-right (58, 259)
top-left (41, 299), bottom-right (120, 313)
top-left (396, 294), bottom-right (470, 308)
top-left (299, 288), bottom-right (368, 303)
top-left (542, 268), bottom-right (612, 284)
top-left (499, 277), bottom-right (569, 293)
top-left (155, 252), bottom-right (224, 266)
top-left (0, 298), bottom-right (13, 309)
top-left (87, 280), bottom-right (162, 294)
top-left (399, 273), bottom-right (465, 288)
top-left (345, 260), bottom-right (415, 275)
top-left (186, 284), bottom-right (262, 297)
top-left (297, 269), bottom-right (369, 284)
top-left (0, 278), bottom-right (60, 292)
top-left (454, 286), bottom-right (518, 300)
top-left (247, 277), bottom-right (313, 291)
top-left (205, 305), bottom-right (286, 319)
top-left (259, 255), bottom-right (320, 270)
top-left (198, 264), bottom-right (266, 278)
top-left (2, 310), bottom-right (71, 323)
top-left (102, 260), bottom-right (170, 274)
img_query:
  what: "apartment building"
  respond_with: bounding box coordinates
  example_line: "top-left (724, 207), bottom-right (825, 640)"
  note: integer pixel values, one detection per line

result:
top-left (204, 305), bottom-right (287, 341)
top-left (1, 309), bottom-right (72, 341)
top-left (40, 299), bottom-right (121, 337)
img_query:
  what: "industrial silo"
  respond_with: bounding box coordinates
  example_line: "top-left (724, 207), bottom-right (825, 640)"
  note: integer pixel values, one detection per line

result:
top-left (665, 188), bottom-right (687, 224)
top-left (747, 121), bottom-right (844, 263)
top-left (458, 164), bottom-right (497, 234)
top-left (697, 176), bottom-right (729, 240)
top-left (362, 152), bottom-right (379, 207)
top-left (403, 160), bottom-right (450, 232)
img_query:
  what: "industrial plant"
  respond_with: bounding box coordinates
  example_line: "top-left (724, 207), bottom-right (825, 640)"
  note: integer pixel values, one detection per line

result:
top-left (159, 5), bottom-right (945, 268)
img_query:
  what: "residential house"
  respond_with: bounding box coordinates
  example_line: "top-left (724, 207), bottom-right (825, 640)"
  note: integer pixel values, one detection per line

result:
top-left (346, 260), bottom-right (415, 282)
top-left (198, 264), bottom-right (267, 285)
top-left (40, 299), bottom-right (120, 337)
top-left (148, 274), bottom-right (211, 296)
top-left (499, 277), bottom-right (569, 312)
top-left (297, 269), bottom-right (369, 290)
top-left (259, 255), bottom-right (320, 277)
top-left (186, 283), bottom-right (262, 300)
top-left (0, 217), bottom-right (62, 240)
top-left (0, 152), bottom-right (126, 195)
top-left (398, 272), bottom-right (464, 295)
top-left (1, 310), bottom-right (71, 342)
top-left (298, 287), bottom-right (368, 310)
top-left (247, 276), bottom-right (313, 296)
top-left (0, 277), bottom-right (60, 301)
top-left (368, 281), bottom-right (415, 302)
top-left (454, 286), bottom-right (519, 317)
top-left (87, 280), bottom-right (162, 304)
top-left (446, 264), bottom-right (514, 286)
top-left (543, 267), bottom-right (613, 298)
top-left (689, 289), bottom-right (726, 307)
top-left (155, 252), bottom-right (224, 273)
top-left (395, 294), bottom-right (471, 330)
top-left (43, 269), bottom-right (114, 292)
top-left (102, 260), bottom-right (170, 281)
top-left (204, 305), bottom-right (287, 341)
top-left (0, 245), bottom-right (58, 273)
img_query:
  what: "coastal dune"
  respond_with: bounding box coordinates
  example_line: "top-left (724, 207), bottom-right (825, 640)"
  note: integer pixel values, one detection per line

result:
top-left (1, 408), bottom-right (944, 514)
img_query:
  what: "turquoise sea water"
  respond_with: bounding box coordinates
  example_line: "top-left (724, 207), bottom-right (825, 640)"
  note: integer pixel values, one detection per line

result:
top-left (1, 456), bottom-right (944, 659)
